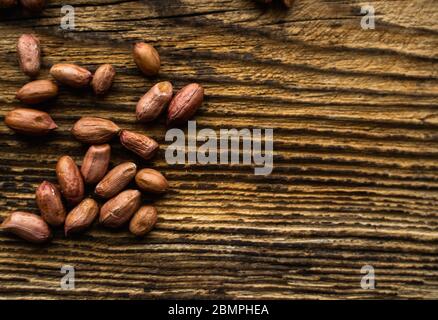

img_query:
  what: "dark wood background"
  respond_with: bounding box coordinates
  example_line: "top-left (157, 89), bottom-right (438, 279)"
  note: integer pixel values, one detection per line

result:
top-left (0, 0), bottom-right (437, 299)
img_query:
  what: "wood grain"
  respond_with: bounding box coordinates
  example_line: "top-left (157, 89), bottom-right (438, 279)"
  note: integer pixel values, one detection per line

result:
top-left (0, 0), bottom-right (437, 299)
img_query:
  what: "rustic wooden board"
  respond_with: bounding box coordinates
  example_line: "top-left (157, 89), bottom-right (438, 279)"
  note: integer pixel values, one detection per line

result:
top-left (0, 0), bottom-right (437, 299)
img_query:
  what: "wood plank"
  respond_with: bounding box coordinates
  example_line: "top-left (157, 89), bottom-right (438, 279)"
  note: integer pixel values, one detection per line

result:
top-left (0, 0), bottom-right (437, 299)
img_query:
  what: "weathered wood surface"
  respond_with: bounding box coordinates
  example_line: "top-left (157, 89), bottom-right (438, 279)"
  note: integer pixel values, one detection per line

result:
top-left (0, 0), bottom-right (437, 299)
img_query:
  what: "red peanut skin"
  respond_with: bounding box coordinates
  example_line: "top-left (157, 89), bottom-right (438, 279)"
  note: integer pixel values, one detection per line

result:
top-left (81, 144), bottom-right (111, 184)
top-left (136, 81), bottom-right (173, 122)
top-left (17, 34), bottom-right (41, 77)
top-left (56, 156), bottom-right (84, 206)
top-left (5, 108), bottom-right (57, 136)
top-left (1, 211), bottom-right (51, 244)
top-left (71, 117), bottom-right (120, 144)
top-left (50, 63), bottom-right (92, 88)
top-left (129, 206), bottom-right (158, 237)
top-left (167, 83), bottom-right (204, 126)
top-left (133, 42), bottom-right (160, 76)
top-left (119, 130), bottom-right (159, 160)
top-left (135, 168), bottom-right (169, 194)
top-left (91, 64), bottom-right (116, 95)
top-left (94, 162), bottom-right (137, 199)
top-left (35, 181), bottom-right (66, 227)
top-left (16, 80), bottom-right (58, 104)
top-left (99, 190), bottom-right (141, 228)
top-left (64, 198), bottom-right (99, 236)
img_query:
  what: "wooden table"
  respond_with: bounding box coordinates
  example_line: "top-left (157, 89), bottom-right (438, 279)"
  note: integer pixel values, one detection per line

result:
top-left (0, 0), bottom-right (437, 299)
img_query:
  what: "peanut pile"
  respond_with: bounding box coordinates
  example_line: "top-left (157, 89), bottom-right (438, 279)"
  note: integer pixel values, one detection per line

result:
top-left (1, 33), bottom-right (204, 243)
top-left (0, 0), bottom-right (292, 244)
